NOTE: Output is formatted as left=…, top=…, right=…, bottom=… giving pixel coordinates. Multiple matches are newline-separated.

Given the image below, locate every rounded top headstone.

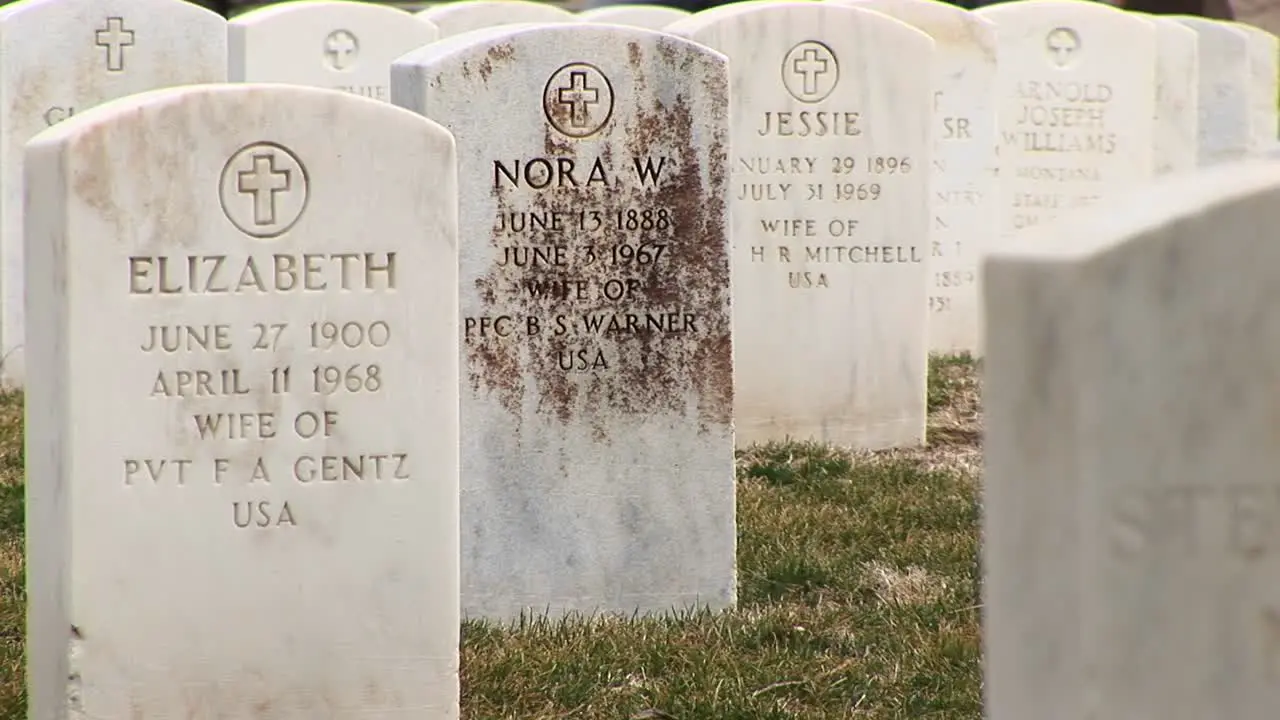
left=577, top=4, right=692, bottom=29
left=828, top=0, right=996, bottom=55
left=417, top=0, right=578, bottom=38
left=23, top=79, right=460, bottom=720
left=228, top=0, right=440, bottom=94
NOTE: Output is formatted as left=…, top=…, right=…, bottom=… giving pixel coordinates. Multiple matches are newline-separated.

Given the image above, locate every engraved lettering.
left=150, top=369, right=252, bottom=398
left=233, top=500, right=296, bottom=529
left=493, top=157, right=612, bottom=189
left=140, top=324, right=232, bottom=353
left=756, top=111, right=863, bottom=137
left=292, top=454, right=411, bottom=483
left=43, top=106, right=75, bottom=127
left=1109, top=484, right=1280, bottom=560
left=123, top=458, right=191, bottom=486
left=127, top=253, right=397, bottom=295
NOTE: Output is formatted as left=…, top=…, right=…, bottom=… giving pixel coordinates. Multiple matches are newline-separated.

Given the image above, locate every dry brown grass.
left=861, top=560, right=951, bottom=607
left=863, top=353, right=983, bottom=482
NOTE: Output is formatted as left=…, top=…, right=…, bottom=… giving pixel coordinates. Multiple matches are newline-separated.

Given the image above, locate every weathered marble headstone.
left=417, top=0, right=576, bottom=37
left=0, top=0, right=228, bottom=387
left=1150, top=16, right=1200, bottom=175
left=1234, top=22, right=1279, bottom=150
left=392, top=24, right=735, bottom=620
left=578, top=4, right=691, bottom=28
left=1172, top=16, right=1252, bottom=165
left=831, top=0, right=997, bottom=355
left=668, top=2, right=931, bottom=448
left=984, top=157, right=1280, bottom=720
left=229, top=0, right=439, bottom=103
left=975, top=0, right=1156, bottom=239
left=25, top=84, right=460, bottom=719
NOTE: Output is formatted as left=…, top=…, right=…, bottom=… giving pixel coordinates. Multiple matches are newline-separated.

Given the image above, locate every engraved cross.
left=95, top=17, right=135, bottom=73
left=1047, top=29, right=1078, bottom=67
left=793, top=48, right=830, bottom=96
left=325, top=31, right=357, bottom=70
left=557, top=71, right=599, bottom=129
left=237, top=153, right=291, bottom=226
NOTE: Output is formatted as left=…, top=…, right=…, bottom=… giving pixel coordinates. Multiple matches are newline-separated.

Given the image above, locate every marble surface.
left=1233, top=21, right=1279, bottom=151
left=0, top=0, right=228, bottom=387
left=577, top=4, right=690, bottom=29
left=393, top=23, right=736, bottom=621
left=24, top=83, right=461, bottom=720
left=1151, top=16, right=1200, bottom=175
left=669, top=1, right=932, bottom=448
left=977, top=0, right=1157, bottom=241
left=229, top=0, right=439, bottom=103
left=417, top=0, right=577, bottom=37
left=983, top=155, right=1280, bottom=720
left=1172, top=16, right=1252, bottom=166
left=834, top=0, right=998, bottom=355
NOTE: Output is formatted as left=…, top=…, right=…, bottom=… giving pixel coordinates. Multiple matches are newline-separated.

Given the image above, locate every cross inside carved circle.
left=556, top=71, right=599, bottom=129
left=792, top=47, right=830, bottom=96
left=325, top=30, right=357, bottom=70
left=1047, top=28, right=1079, bottom=67
left=237, top=153, right=291, bottom=226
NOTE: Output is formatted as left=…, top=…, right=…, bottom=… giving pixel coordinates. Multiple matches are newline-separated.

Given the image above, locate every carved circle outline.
left=781, top=40, right=840, bottom=104
left=1045, top=27, right=1081, bottom=69
left=323, top=29, right=360, bottom=71
left=542, top=62, right=615, bottom=139
left=218, top=141, right=310, bottom=240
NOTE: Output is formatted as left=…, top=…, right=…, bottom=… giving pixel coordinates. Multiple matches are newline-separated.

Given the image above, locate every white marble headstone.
left=984, top=156, right=1280, bottom=720
left=578, top=4, right=691, bottom=28
left=1234, top=22, right=1279, bottom=150
left=1172, top=16, right=1252, bottom=165
left=0, top=0, right=228, bottom=387
left=417, top=0, right=577, bottom=37
left=1150, top=16, right=1199, bottom=175
left=668, top=2, right=932, bottom=448
left=392, top=24, right=735, bottom=621
left=229, top=0, right=439, bottom=103
left=831, top=0, right=997, bottom=355
left=976, top=0, right=1156, bottom=240
left=24, top=84, right=460, bottom=719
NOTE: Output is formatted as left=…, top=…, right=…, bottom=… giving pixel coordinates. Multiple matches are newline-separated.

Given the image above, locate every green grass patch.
left=0, top=390, right=22, bottom=720
left=461, top=446, right=981, bottom=719
left=927, top=353, right=978, bottom=413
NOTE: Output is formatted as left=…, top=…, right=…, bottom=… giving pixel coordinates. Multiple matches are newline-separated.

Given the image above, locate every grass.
left=0, top=356, right=983, bottom=719
left=0, top=391, right=24, bottom=720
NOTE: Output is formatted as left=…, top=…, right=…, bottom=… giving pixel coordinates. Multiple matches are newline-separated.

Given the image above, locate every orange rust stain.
left=468, top=52, right=731, bottom=435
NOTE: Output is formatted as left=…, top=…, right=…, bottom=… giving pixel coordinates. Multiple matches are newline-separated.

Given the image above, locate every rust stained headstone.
left=392, top=24, right=736, bottom=621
